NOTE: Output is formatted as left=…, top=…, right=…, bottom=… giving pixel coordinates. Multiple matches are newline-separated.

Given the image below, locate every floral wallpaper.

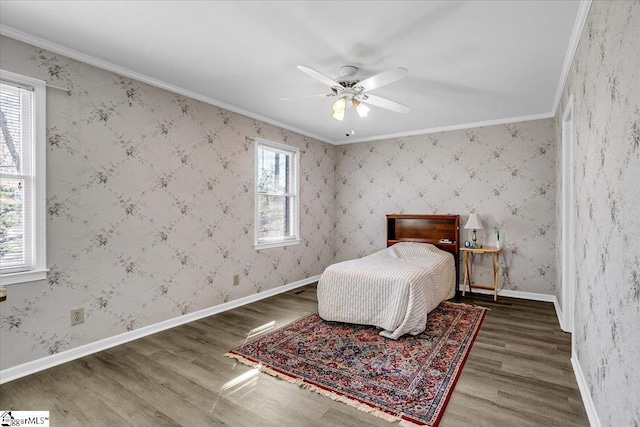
left=0, top=36, right=336, bottom=370
left=555, top=1, right=640, bottom=425
left=334, top=119, right=556, bottom=294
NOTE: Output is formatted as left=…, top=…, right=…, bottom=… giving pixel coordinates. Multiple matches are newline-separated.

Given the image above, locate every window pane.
left=254, top=139, right=298, bottom=247
left=0, top=83, right=30, bottom=176
left=0, top=177, right=26, bottom=267
left=257, top=147, right=290, bottom=194
left=258, top=195, right=293, bottom=241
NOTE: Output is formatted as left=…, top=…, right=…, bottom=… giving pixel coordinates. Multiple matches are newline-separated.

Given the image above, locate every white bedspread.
left=317, top=242, right=455, bottom=339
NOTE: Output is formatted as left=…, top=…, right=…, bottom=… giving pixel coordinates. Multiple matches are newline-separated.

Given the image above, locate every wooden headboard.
left=386, top=214, right=460, bottom=296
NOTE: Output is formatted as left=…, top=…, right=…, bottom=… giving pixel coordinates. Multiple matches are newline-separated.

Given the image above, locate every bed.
left=317, top=214, right=459, bottom=339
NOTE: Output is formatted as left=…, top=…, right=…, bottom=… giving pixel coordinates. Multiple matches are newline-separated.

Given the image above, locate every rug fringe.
left=399, top=419, right=428, bottom=427
left=446, top=301, right=490, bottom=311
left=224, top=352, right=406, bottom=424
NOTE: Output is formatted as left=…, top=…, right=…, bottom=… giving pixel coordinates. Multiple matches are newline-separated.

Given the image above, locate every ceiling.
left=0, top=1, right=584, bottom=144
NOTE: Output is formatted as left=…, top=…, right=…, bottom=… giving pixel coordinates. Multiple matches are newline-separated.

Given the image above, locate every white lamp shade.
left=464, top=213, right=484, bottom=230
left=332, top=110, right=345, bottom=121
left=352, top=99, right=370, bottom=118
left=332, top=97, right=346, bottom=112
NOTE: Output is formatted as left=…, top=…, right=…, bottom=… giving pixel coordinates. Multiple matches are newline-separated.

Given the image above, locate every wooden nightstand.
left=460, top=246, right=502, bottom=301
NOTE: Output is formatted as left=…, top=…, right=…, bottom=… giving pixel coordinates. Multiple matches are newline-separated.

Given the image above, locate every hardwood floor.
left=0, top=284, right=589, bottom=426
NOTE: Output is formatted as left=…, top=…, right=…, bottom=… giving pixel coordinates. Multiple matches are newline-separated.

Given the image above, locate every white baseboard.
left=0, top=275, right=320, bottom=384
left=460, top=284, right=564, bottom=329
left=571, top=351, right=601, bottom=427
left=553, top=296, right=567, bottom=332
left=460, top=284, right=557, bottom=302
left=462, top=284, right=599, bottom=426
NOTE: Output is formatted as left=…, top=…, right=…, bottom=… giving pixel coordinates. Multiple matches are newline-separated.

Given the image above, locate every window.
left=0, top=70, right=47, bottom=285
left=254, top=138, right=300, bottom=249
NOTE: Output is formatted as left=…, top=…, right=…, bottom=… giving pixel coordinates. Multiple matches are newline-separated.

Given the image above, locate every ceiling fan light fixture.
left=292, top=65, right=411, bottom=127
left=332, top=110, right=345, bottom=121
left=352, top=99, right=370, bottom=118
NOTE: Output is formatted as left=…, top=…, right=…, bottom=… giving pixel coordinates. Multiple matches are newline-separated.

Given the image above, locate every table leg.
left=493, top=252, right=500, bottom=301
left=462, top=251, right=469, bottom=296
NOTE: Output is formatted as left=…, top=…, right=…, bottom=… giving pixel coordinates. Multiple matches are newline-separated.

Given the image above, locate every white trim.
left=33, top=70, right=47, bottom=282
left=336, top=111, right=555, bottom=145
left=254, top=137, right=300, bottom=154
left=0, top=274, right=320, bottom=384
left=0, top=70, right=47, bottom=283
left=460, top=284, right=566, bottom=338
left=553, top=296, right=566, bottom=332
left=0, top=69, right=47, bottom=89
left=254, top=138, right=300, bottom=249
left=460, top=284, right=557, bottom=303
left=551, top=0, right=592, bottom=116
left=254, top=239, right=301, bottom=251
left=463, top=282, right=600, bottom=427
left=561, top=93, right=576, bottom=333
left=572, top=352, right=602, bottom=427
left=0, top=268, right=48, bottom=286
left=0, top=25, right=332, bottom=145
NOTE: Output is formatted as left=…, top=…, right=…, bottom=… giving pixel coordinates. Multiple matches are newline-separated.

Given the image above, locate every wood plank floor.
left=0, top=284, right=589, bottom=426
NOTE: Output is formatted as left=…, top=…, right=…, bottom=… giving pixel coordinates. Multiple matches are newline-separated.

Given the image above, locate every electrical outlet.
left=71, top=308, right=84, bottom=326
left=232, top=274, right=240, bottom=286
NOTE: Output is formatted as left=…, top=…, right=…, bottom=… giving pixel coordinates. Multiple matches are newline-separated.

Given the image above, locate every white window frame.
left=0, top=70, right=48, bottom=285
left=254, top=138, right=300, bottom=250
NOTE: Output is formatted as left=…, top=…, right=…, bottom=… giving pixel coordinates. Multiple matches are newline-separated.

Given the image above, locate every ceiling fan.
left=285, top=65, right=411, bottom=121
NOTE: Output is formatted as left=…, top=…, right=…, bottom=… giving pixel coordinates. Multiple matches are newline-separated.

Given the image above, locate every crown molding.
left=335, top=111, right=555, bottom=145
left=0, top=25, right=332, bottom=145
left=551, top=0, right=592, bottom=116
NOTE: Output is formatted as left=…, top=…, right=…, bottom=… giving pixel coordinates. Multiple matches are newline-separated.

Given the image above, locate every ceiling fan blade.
left=355, top=68, right=408, bottom=92
left=280, top=93, right=331, bottom=101
left=297, top=65, right=344, bottom=89
left=356, top=94, right=411, bottom=114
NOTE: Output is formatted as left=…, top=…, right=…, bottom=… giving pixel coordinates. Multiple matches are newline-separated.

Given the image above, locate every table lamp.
left=464, top=214, right=484, bottom=247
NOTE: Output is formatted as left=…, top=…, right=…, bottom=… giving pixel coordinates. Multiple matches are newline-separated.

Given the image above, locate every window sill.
left=254, top=239, right=301, bottom=251
left=0, top=269, right=49, bottom=286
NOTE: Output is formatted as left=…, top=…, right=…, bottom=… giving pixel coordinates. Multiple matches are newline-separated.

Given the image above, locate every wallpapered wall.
left=334, top=119, right=556, bottom=294
left=555, top=1, right=640, bottom=425
left=3, top=9, right=638, bottom=426
left=0, top=36, right=336, bottom=370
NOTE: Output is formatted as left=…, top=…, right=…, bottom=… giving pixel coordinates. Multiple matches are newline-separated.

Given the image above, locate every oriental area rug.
left=225, top=301, right=486, bottom=426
